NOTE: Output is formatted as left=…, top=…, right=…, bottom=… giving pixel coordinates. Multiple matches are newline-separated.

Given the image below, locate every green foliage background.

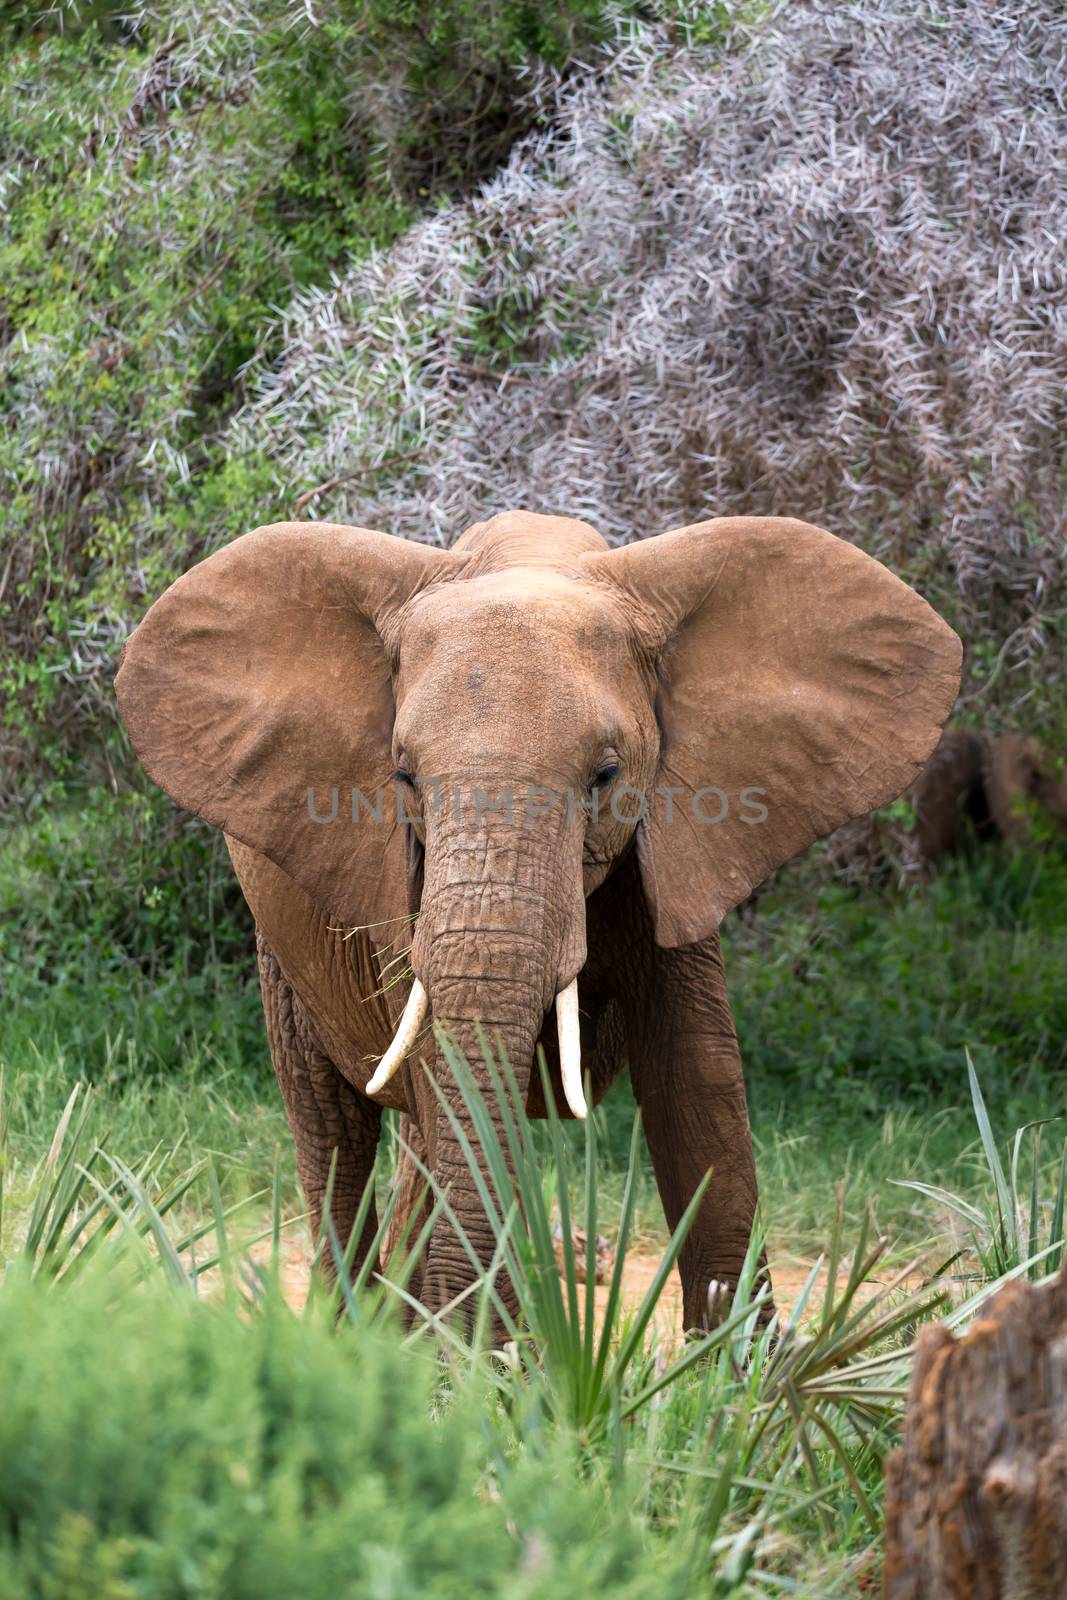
left=0, top=0, right=626, bottom=790
left=3, top=0, right=1067, bottom=1111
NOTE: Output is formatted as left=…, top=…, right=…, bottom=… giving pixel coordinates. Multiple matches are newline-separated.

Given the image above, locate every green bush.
left=0, top=0, right=627, bottom=791
left=0, top=785, right=268, bottom=1100
left=0, top=1270, right=691, bottom=1599
left=1, top=786, right=253, bottom=980
left=0, top=781, right=265, bottom=1073
left=726, top=840, right=1067, bottom=1108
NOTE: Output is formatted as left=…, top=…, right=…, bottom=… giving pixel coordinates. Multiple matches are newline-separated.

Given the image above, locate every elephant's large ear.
left=115, top=522, right=460, bottom=933
left=583, top=518, right=962, bottom=947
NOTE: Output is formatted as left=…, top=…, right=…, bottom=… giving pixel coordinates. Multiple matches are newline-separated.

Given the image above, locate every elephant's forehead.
left=403, top=569, right=631, bottom=660
left=393, top=570, right=652, bottom=762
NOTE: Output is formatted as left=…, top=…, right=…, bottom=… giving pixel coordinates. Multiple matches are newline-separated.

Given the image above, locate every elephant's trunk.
left=371, top=975, right=585, bottom=1120
left=407, top=782, right=586, bottom=1322
left=419, top=971, right=546, bottom=1319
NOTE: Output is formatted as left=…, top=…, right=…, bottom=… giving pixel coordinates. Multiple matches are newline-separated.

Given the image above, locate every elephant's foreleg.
left=257, top=933, right=382, bottom=1282
left=627, top=936, right=771, bottom=1333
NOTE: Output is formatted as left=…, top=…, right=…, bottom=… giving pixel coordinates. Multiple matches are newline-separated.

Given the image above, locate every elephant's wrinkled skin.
left=115, top=511, right=961, bottom=1329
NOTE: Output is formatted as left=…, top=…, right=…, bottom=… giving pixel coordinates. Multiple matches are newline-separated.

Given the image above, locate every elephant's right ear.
left=115, top=522, right=460, bottom=933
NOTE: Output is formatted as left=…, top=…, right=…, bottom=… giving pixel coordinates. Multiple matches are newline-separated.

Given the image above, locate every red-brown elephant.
left=115, top=511, right=960, bottom=1330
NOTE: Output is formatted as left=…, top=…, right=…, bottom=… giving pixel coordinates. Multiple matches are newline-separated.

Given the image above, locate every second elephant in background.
left=824, top=724, right=1067, bottom=883
left=907, top=725, right=1066, bottom=869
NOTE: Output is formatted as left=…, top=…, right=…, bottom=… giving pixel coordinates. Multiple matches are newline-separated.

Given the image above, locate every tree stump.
left=885, top=1265, right=1067, bottom=1598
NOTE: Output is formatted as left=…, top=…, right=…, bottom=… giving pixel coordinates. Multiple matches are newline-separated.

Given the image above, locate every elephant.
left=115, top=510, right=961, bottom=1332
left=907, top=725, right=992, bottom=868
left=983, top=732, right=1067, bottom=845
left=900, top=724, right=1067, bottom=872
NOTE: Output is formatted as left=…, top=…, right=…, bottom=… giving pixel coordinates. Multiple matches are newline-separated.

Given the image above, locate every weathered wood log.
left=885, top=1264, right=1067, bottom=1599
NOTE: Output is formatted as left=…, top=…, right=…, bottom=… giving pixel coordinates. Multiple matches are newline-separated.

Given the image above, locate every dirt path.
left=587, top=1251, right=919, bottom=1341
left=243, top=1228, right=917, bottom=1340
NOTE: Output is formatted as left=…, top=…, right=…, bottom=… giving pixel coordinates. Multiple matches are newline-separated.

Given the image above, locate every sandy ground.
left=240, top=1226, right=920, bottom=1340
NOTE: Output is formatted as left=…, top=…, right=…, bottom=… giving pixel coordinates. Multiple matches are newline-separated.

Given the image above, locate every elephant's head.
left=115, top=510, right=961, bottom=1306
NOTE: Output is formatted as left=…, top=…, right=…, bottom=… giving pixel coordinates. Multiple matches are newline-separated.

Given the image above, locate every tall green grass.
left=5, top=1041, right=1040, bottom=1597
left=893, top=1049, right=1067, bottom=1284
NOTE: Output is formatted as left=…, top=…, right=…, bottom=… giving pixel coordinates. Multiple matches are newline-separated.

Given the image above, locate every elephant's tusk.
left=366, top=979, right=428, bottom=1097
left=555, top=978, right=588, bottom=1120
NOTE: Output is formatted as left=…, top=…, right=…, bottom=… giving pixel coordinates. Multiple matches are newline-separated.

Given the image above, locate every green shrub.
left=0, top=1269, right=693, bottom=1600
left=726, top=840, right=1067, bottom=1107
left=0, top=783, right=267, bottom=1095
left=0, top=786, right=253, bottom=979
left=0, top=0, right=628, bottom=791
left=0, top=786, right=274, bottom=1166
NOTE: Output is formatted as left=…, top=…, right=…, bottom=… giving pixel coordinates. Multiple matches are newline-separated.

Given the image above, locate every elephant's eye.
left=392, top=767, right=415, bottom=787
left=591, top=759, right=621, bottom=790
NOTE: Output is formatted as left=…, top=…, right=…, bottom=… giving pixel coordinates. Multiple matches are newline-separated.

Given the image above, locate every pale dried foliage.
left=234, top=0, right=1067, bottom=708
left=7, top=0, right=1067, bottom=781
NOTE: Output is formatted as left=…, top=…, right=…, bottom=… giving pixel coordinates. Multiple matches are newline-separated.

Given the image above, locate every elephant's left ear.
left=583, top=518, right=962, bottom=947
